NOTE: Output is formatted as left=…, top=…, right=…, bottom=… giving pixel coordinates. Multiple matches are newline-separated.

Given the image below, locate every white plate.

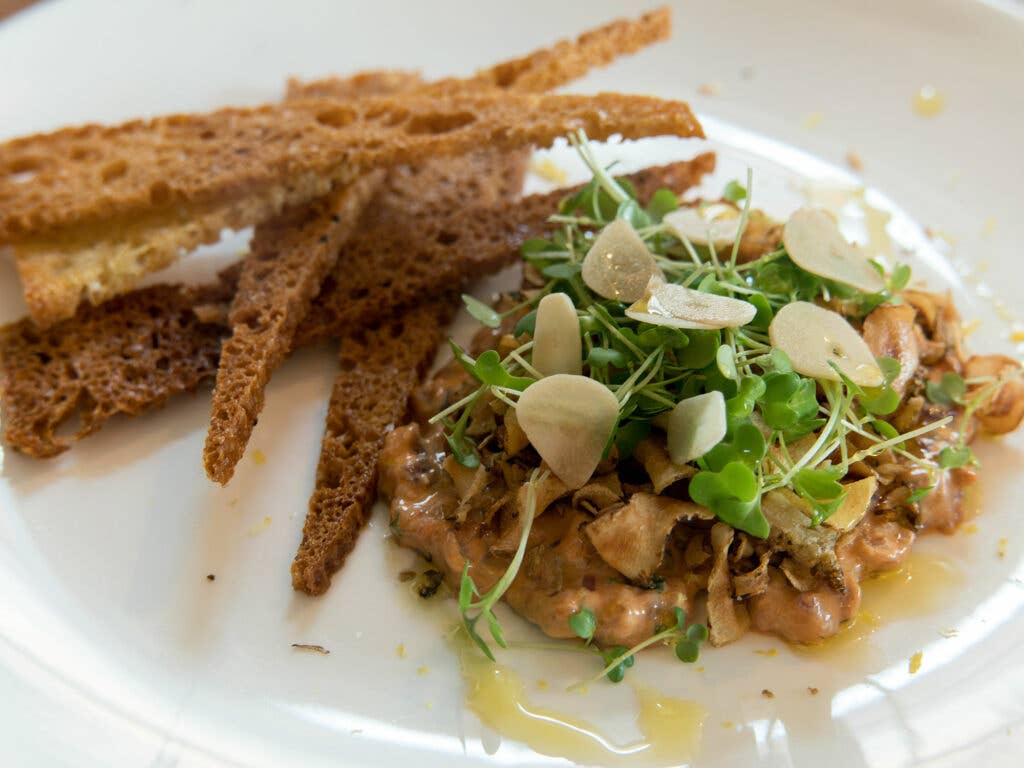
left=2, top=2, right=1024, bottom=766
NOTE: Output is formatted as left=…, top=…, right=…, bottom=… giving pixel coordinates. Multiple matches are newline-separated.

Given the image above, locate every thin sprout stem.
left=728, top=168, right=754, bottom=270
left=571, top=629, right=677, bottom=691
left=429, top=384, right=486, bottom=425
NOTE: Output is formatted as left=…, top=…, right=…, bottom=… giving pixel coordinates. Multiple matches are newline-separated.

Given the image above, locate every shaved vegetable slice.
left=769, top=301, right=883, bottom=386
left=663, top=202, right=740, bottom=247
left=531, top=292, right=582, bottom=376
left=626, top=277, right=756, bottom=330
left=824, top=476, right=877, bottom=531
left=783, top=208, right=885, bottom=293
left=581, top=218, right=660, bottom=302
left=664, top=390, right=727, bottom=464
left=515, top=374, right=619, bottom=488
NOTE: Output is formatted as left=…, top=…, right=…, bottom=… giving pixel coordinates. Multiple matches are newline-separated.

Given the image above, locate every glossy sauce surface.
left=462, top=649, right=706, bottom=767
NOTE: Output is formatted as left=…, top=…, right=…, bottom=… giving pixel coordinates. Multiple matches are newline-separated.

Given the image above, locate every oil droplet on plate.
left=793, top=552, right=963, bottom=665
left=912, top=86, right=945, bottom=117
left=252, top=449, right=267, bottom=465
left=909, top=650, right=923, bottom=674
left=461, top=650, right=706, bottom=767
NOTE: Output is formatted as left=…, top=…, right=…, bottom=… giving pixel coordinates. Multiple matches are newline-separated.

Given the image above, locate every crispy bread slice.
left=291, top=298, right=455, bottom=595
left=4, top=91, right=702, bottom=325
left=203, top=173, right=384, bottom=484
left=287, top=7, right=671, bottom=100
left=0, top=280, right=234, bottom=458
left=0, top=157, right=715, bottom=458
left=206, top=8, right=671, bottom=484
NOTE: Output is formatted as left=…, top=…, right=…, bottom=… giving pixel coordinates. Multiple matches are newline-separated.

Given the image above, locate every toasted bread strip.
left=287, top=7, right=671, bottom=100
left=0, top=158, right=714, bottom=458
left=0, top=280, right=233, bottom=458
left=291, top=298, right=455, bottom=595
left=207, top=10, right=672, bottom=484
left=4, top=91, right=702, bottom=325
left=204, top=174, right=384, bottom=484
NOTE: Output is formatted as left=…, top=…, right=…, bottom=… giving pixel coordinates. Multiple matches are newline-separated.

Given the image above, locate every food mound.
left=380, top=136, right=1024, bottom=672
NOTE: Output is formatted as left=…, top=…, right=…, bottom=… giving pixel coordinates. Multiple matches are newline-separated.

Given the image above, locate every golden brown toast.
left=291, top=298, right=456, bottom=595
left=3, top=90, right=702, bottom=325
left=203, top=173, right=385, bottom=485
left=0, top=157, right=715, bottom=458
left=287, top=7, right=671, bottom=100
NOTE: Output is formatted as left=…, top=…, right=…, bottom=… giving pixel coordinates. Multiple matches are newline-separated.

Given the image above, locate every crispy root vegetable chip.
left=824, top=476, right=877, bottom=532
left=663, top=202, right=740, bottom=248
left=581, top=218, right=660, bottom=302
left=514, top=374, right=619, bottom=488
left=531, top=292, right=582, bottom=376
left=626, top=277, right=755, bottom=330
left=585, top=492, right=710, bottom=582
left=664, top=390, right=728, bottom=464
left=769, top=301, right=883, bottom=387
left=783, top=207, right=885, bottom=294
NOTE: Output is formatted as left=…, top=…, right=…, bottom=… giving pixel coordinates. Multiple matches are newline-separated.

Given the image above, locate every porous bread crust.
left=0, top=280, right=233, bottom=458
left=7, top=9, right=672, bottom=325
left=0, top=158, right=714, bottom=458
left=9, top=92, right=701, bottom=326
left=285, top=70, right=423, bottom=101
left=12, top=166, right=337, bottom=326
left=290, top=299, right=455, bottom=595
left=288, top=7, right=670, bottom=99
left=6, top=91, right=701, bottom=326
left=203, top=173, right=385, bottom=485
left=0, top=91, right=702, bottom=241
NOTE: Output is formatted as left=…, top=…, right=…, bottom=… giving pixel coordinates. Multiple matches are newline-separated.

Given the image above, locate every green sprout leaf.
left=926, top=372, right=967, bottom=407
left=690, top=461, right=768, bottom=538
left=568, top=608, right=596, bottom=642
left=938, top=444, right=973, bottom=469
left=888, top=263, right=912, bottom=292
left=646, top=188, right=679, bottom=221
left=722, top=179, right=747, bottom=203
left=542, top=262, right=583, bottom=280
left=461, top=293, right=501, bottom=328
left=588, top=347, right=629, bottom=369
left=514, top=308, right=538, bottom=338
left=907, top=485, right=934, bottom=503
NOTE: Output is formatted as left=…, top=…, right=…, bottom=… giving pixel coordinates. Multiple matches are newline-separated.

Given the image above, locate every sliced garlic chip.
left=515, top=374, right=619, bottom=489
left=531, top=292, right=582, bottom=376
left=664, top=391, right=727, bottom=465
left=783, top=208, right=886, bottom=294
left=824, top=476, right=878, bottom=532
left=769, top=301, right=884, bottom=387
left=625, top=277, right=756, bottom=330
left=663, top=203, right=740, bottom=247
left=581, top=218, right=660, bottom=303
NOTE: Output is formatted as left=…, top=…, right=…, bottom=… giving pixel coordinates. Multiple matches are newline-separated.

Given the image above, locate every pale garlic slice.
left=769, top=301, right=884, bottom=387
left=663, top=202, right=740, bottom=247
left=824, top=476, right=878, bottom=531
left=664, top=390, right=727, bottom=465
left=625, top=276, right=756, bottom=330
left=531, top=292, right=582, bottom=376
left=581, top=218, right=660, bottom=303
left=514, top=374, right=619, bottom=489
left=783, top=207, right=886, bottom=294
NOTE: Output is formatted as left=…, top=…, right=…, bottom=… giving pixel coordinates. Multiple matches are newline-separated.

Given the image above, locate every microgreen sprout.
left=458, top=468, right=548, bottom=660
left=435, top=130, right=954, bottom=539
left=570, top=606, right=707, bottom=688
